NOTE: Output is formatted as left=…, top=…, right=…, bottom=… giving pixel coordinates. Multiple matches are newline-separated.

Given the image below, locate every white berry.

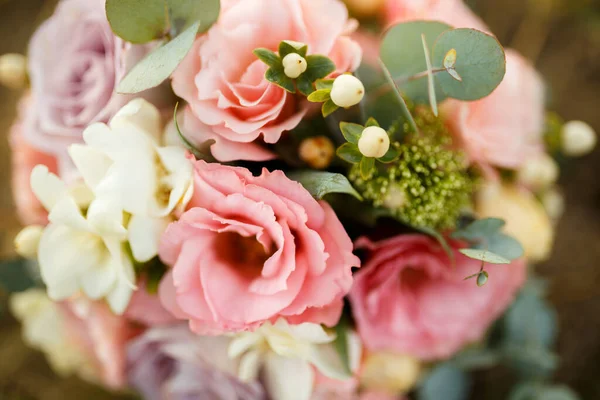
left=330, top=74, right=365, bottom=108
left=282, top=53, right=307, bottom=79
left=561, top=120, right=596, bottom=157
left=358, top=126, right=390, bottom=158
left=517, top=153, right=558, bottom=190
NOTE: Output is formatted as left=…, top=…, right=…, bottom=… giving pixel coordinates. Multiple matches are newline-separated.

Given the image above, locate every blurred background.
left=0, top=0, right=598, bottom=398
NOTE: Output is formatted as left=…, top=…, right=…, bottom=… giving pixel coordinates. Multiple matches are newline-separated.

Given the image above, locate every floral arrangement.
left=1, top=0, right=596, bottom=399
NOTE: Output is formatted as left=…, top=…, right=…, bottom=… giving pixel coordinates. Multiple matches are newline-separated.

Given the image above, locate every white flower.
left=10, top=289, right=98, bottom=379
left=228, top=319, right=355, bottom=400
left=358, top=126, right=390, bottom=158
left=330, top=74, right=364, bottom=108
left=31, top=165, right=135, bottom=314
left=561, top=120, right=596, bottom=157
left=282, top=53, right=308, bottom=79
left=14, top=225, right=44, bottom=259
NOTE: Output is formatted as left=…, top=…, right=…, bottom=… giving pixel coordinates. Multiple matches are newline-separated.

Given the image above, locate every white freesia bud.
left=561, top=120, right=597, bottom=157
left=0, top=53, right=27, bottom=89
left=358, top=126, right=390, bottom=158
left=282, top=53, right=307, bottom=79
left=517, top=153, right=558, bottom=190
left=330, top=74, right=365, bottom=108
left=14, top=225, right=44, bottom=259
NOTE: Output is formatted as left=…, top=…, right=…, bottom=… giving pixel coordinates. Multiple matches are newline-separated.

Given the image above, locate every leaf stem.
left=378, top=58, right=420, bottom=135
left=368, top=67, right=446, bottom=100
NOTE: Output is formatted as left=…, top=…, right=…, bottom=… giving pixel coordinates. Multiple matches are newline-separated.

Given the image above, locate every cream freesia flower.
left=228, top=319, right=352, bottom=400
left=31, top=165, right=135, bottom=314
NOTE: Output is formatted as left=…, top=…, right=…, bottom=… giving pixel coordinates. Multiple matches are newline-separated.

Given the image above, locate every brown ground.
left=0, top=0, right=599, bottom=398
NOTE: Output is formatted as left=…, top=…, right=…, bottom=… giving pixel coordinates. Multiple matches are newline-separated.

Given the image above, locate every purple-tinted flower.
left=126, top=325, right=266, bottom=400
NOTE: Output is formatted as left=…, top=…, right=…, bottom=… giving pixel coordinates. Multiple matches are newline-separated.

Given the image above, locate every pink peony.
left=384, top=0, right=488, bottom=31
left=159, top=161, right=360, bottom=334
left=349, top=234, right=526, bottom=360
left=172, top=0, right=362, bottom=162
left=61, top=298, right=140, bottom=389
left=9, top=95, right=59, bottom=225
left=443, top=50, right=546, bottom=169
left=23, top=0, right=157, bottom=177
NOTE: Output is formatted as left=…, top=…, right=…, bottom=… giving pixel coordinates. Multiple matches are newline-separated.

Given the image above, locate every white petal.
left=47, top=197, right=89, bottom=232
left=128, top=215, right=170, bottom=263
left=263, top=354, right=314, bottom=400
left=111, top=99, right=162, bottom=144
left=80, top=260, right=118, bottom=300
left=307, top=344, right=350, bottom=381
left=105, top=253, right=135, bottom=315
left=86, top=197, right=127, bottom=239
left=81, top=123, right=118, bottom=155
left=228, top=333, right=263, bottom=359
left=156, top=146, right=194, bottom=215
left=347, top=330, right=363, bottom=373
left=30, top=165, right=67, bottom=211
left=285, top=321, right=336, bottom=344
left=238, top=349, right=262, bottom=382
left=68, top=144, right=112, bottom=191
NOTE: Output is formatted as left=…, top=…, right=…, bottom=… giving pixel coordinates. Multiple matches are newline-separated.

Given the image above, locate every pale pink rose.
left=159, top=161, right=360, bottom=334
left=124, top=281, right=178, bottom=327
left=349, top=234, right=526, bottom=360
left=9, top=95, right=59, bottom=225
left=24, top=0, right=158, bottom=177
left=61, top=298, right=141, bottom=389
left=172, top=0, right=362, bottom=162
left=443, top=50, right=546, bottom=169
left=384, top=0, right=488, bottom=31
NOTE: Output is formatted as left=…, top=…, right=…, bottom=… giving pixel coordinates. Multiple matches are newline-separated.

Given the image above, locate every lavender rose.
left=126, top=325, right=266, bottom=400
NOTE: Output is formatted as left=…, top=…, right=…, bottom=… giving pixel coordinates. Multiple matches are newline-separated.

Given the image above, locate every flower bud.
left=358, top=126, right=390, bottom=158
left=360, top=352, right=421, bottom=395
left=282, top=53, right=307, bottom=79
left=477, top=271, right=489, bottom=287
left=561, top=120, right=597, bottom=157
left=343, top=0, right=386, bottom=18
left=0, top=53, right=27, bottom=89
left=542, top=187, right=565, bottom=221
left=299, top=136, right=335, bottom=169
left=330, top=74, right=364, bottom=108
left=14, top=225, right=44, bottom=259
left=516, top=153, right=558, bottom=190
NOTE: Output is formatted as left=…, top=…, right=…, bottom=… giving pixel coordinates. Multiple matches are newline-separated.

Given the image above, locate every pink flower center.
left=215, top=232, right=272, bottom=278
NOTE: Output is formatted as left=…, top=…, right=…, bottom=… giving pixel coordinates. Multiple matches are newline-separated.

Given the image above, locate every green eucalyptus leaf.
left=106, top=0, right=167, bottom=44
left=279, top=40, right=308, bottom=58
left=322, top=99, right=338, bottom=117
left=416, top=225, right=455, bottom=263
left=365, top=117, right=380, bottom=127
left=418, top=363, right=471, bottom=400
left=266, top=67, right=296, bottom=93
left=254, top=48, right=281, bottom=68
left=432, top=28, right=506, bottom=101
left=316, top=79, right=334, bottom=90
left=337, top=143, right=363, bottom=164
left=118, top=21, right=201, bottom=94
left=378, top=146, right=400, bottom=163
left=0, top=258, right=38, bottom=293
left=509, top=383, right=580, bottom=400
left=505, top=291, right=558, bottom=349
left=479, top=233, right=524, bottom=261
left=339, top=122, right=363, bottom=144
left=360, top=156, right=375, bottom=179
left=304, top=55, right=336, bottom=82
left=380, top=20, right=451, bottom=103
left=288, top=171, right=362, bottom=200
left=167, top=0, right=220, bottom=36
left=307, top=89, right=331, bottom=103
left=452, top=218, right=505, bottom=241
left=459, top=249, right=511, bottom=264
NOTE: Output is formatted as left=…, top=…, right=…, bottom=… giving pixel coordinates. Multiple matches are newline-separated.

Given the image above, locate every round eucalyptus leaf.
left=106, top=0, right=167, bottom=43
left=432, top=28, right=506, bottom=101
left=380, top=21, right=452, bottom=103
left=167, top=0, right=221, bottom=36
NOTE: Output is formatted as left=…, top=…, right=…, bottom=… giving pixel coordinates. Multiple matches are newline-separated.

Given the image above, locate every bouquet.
left=1, top=0, right=596, bottom=399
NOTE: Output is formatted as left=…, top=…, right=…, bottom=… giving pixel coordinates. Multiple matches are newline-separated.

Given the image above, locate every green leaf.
left=0, top=258, right=38, bottom=293
left=337, top=143, right=363, bottom=164
left=380, top=21, right=452, bottom=103
left=307, top=89, right=331, bottom=103
left=339, top=122, right=363, bottom=144
left=452, top=218, right=505, bottom=241
left=359, top=156, right=375, bottom=179
left=378, top=146, right=400, bottom=163
left=452, top=218, right=524, bottom=261
left=316, top=79, right=334, bottom=90
left=432, top=28, right=506, bottom=101
left=365, top=117, right=380, bottom=127
left=509, top=383, right=580, bottom=400
left=167, top=0, right=220, bottom=36
left=505, top=290, right=557, bottom=350
left=322, top=99, right=338, bottom=117
left=265, top=67, right=296, bottom=93
left=453, top=348, right=501, bottom=370
left=417, top=225, right=455, bottom=264
left=296, top=75, right=314, bottom=96
left=333, top=314, right=352, bottom=375
left=279, top=40, right=308, bottom=58
left=418, top=363, right=471, bottom=400
left=304, top=55, right=336, bottom=82
left=459, top=249, right=510, bottom=264
left=479, top=233, right=524, bottom=261
left=118, top=21, right=201, bottom=94
left=288, top=171, right=363, bottom=200
left=254, top=48, right=281, bottom=68
left=106, top=0, right=167, bottom=44
left=173, top=103, right=215, bottom=160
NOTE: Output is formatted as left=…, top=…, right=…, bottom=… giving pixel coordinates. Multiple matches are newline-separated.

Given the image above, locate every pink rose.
left=443, top=50, right=545, bottom=169
left=9, top=95, right=59, bottom=225
left=124, top=281, right=178, bottom=327
left=349, top=234, right=526, bottom=360
left=384, top=0, right=488, bottom=31
left=172, top=0, right=362, bottom=162
left=61, top=298, right=140, bottom=389
left=23, top=0, right=156, bottom=177
left=159, top=161, right=360, bottom=334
